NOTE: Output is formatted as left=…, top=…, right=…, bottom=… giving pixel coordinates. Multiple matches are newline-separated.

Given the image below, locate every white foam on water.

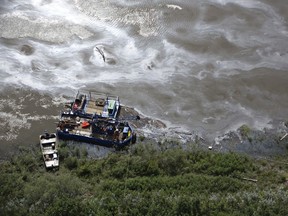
left=202, top=99, right=274, bottom=136
left=0, top=111, right=30, bottom=141
left=210, top=0, right=262, bottom=8
left=0, top=0, right=166, bottom=89
left=210, top=0, right=286, bottom=29
left=0, top=95, right=60, bottom=141
left=5, top=38, right=186, bottom=90
left=1, top=0, right=287, bottom=86
left=0, top=110, right=59, bottom=141
left=0, top=1, right=203, bottom=90
left=1, top=0, right=288, bottom=144
left=166, top=4, right=183, bottom=10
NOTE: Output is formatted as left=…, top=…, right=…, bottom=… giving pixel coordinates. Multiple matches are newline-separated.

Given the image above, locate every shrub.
left=64, top=157, right=78, bottom=170
left=158, top=149, right=186, bottom=176
left=239, top=125, right=251, bottom=137
left=139, top=136, right=145, bottom=141
left=81, top=147, right=88, bottom=158
left=1, top=141, right=288, bottom=215
left=77, top=165, right=92, bottom=178
left=58, top=146, right=70, bottom=161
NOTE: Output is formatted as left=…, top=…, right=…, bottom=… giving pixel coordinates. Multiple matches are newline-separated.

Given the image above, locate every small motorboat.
left=39, top=132, right=59, bottom=169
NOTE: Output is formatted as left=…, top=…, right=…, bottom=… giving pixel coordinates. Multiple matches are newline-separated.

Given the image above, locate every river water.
left=0, top=0, right=288, bottom=158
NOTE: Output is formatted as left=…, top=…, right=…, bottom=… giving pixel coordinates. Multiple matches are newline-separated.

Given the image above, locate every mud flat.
left=117, top=104, right=288, bottom=158
left=118, top=105, right=166, bottom=130
left=201, top=120, right=288, bottom=158
left=79, top=103, right=288, bottom=158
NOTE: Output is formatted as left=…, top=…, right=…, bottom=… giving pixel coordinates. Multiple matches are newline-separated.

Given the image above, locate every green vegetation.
left=239, top=124, right=251, bottom=137
left=1, top=142, right=288, bottom=216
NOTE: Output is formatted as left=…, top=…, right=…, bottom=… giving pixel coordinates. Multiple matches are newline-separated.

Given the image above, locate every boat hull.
left=57, top=129, right=133, bottom=148
left=56, top=91, right=137, bottom=149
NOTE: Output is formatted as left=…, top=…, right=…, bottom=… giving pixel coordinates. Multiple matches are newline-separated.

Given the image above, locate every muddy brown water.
left=1, top=0, right=288, bottom=159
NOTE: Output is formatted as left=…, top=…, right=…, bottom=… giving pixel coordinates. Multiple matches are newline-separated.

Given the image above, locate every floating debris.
left=280, top=133, right=288, bottom=141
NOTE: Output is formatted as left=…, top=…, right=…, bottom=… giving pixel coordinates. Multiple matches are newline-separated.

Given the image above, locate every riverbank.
left=1, top=140, right=288, bottom=215
left=1, top=86, right=287, bottom=161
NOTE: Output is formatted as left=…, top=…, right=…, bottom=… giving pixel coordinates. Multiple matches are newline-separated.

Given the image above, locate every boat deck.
left=64, top=118, right=114, bottom=141
left=57, top=91, right=135, bottom=146
left=59, top=114, right=132, bottom=143
left=70, top=123, right=92, bottom=137
left=85, top=99, right=105, bottom=115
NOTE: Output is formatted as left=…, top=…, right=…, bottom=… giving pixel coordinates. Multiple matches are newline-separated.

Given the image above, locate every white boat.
left=39, top=132, right=59, bottom=169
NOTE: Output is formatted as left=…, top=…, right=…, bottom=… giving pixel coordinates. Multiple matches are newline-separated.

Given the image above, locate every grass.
left=0, top=141, right=288, bottom=215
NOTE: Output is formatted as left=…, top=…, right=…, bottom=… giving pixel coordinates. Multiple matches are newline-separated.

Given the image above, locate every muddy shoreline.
left=0, top=88, right=287, bottom=160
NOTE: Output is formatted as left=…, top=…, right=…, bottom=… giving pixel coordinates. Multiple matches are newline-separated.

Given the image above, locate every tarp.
left=108, top=100, right=116, bottom=110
